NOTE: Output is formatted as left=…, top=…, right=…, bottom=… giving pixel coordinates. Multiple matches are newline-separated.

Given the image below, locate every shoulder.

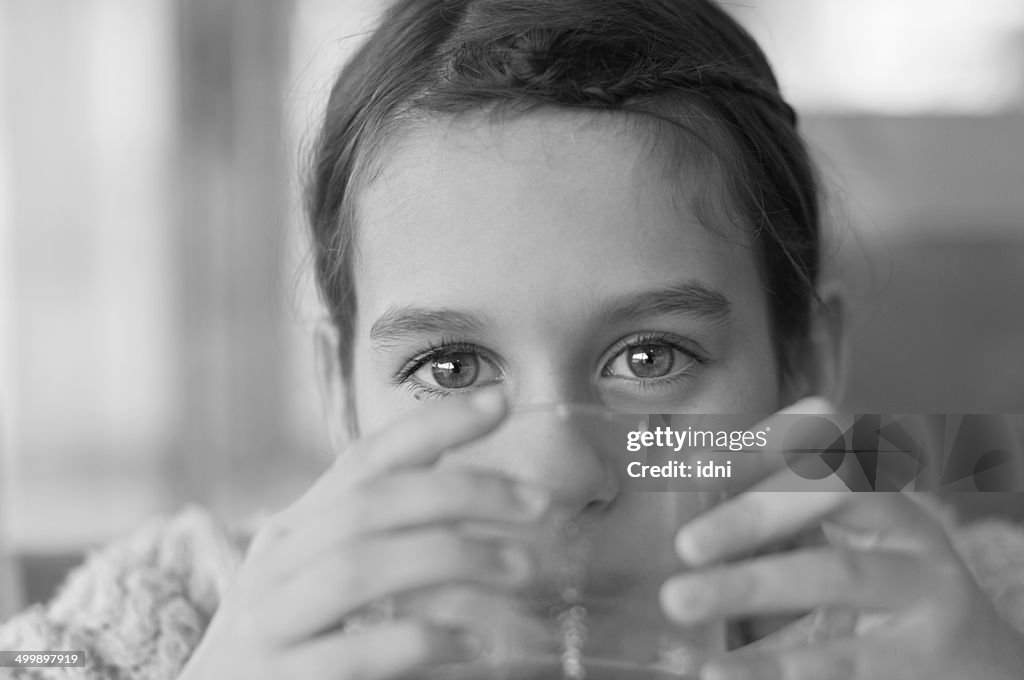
left=0, top=506, right=243, bottom=679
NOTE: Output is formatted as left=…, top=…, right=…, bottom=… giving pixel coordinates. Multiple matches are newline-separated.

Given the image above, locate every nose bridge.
left=514, top=373, right=596, bottom=408
left=508, top=340, right=599, bottom=406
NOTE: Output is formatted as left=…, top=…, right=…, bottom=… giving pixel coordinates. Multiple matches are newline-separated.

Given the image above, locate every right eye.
left=399, top=344, right=504, bottom=399
left=413, top=351, right=488, bottom=389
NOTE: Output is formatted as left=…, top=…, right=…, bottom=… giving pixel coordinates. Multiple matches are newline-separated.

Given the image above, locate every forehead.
left=353, top=110, right=761, bottom=329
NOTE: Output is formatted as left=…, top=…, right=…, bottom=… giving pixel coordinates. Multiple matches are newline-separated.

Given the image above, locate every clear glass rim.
left=507, top=402, right=644, bottom=420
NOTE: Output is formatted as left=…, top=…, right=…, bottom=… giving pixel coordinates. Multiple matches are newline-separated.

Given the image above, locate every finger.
left=677, top=491, right=951, bottom=567
left=356, top=389, right=509, bottom=477
left=736, top=608, right=859, bottom=652
left=396, top=584, right=558, bottom=663
left=684, top=397, right=839, bottom=492
left=284, top=389, right=508, bottom=524
left=265, top=470, right=550, bottom=581
left=662, top=547, right=927, bottom=624
left=702, top=638, right=867, bottom=680
left=283, top=620, right=482, bottom=680
left=261, top=530, right=533, bottom=642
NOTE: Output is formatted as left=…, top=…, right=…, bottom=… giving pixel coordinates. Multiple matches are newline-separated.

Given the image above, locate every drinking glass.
left=396, top=404, right=728, bottom=680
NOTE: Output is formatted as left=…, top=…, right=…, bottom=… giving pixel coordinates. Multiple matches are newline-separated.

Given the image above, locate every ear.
left=314, top=318, right=356, bottom=454
left=784, top=282, right=847, bottom=405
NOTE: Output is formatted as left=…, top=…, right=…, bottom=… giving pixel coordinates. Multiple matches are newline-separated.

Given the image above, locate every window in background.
left=1, top=0, right=180, bottom=553
left=0, top=0, right=328, bottom=560
left=729, top=0, right=1024, bottom=114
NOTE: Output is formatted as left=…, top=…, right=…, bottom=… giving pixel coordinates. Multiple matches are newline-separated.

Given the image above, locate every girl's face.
left=344, top=110, right=785, bottom=503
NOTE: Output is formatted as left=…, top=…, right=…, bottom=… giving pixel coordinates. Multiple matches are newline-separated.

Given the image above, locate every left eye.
left=603, top=342, right=696, bottom=380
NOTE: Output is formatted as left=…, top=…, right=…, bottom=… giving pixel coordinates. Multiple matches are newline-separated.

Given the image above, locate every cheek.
left=696, top=313, right=783, bottom=414
left=708, top=358, right=781, bottom=413
left=348, top=332, right=415, bottom=437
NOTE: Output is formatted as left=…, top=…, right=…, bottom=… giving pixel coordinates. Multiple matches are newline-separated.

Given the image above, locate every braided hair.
left=307, top=0, right=821, bottom=380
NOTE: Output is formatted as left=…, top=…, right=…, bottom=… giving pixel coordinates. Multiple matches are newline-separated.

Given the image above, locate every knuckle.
left=250, top=515, right=289, bottom=550
left=727, top=497, right=764, bottom=540
left=425, top=531, right=523, bottom=583
left=431, top=472, right=481, bottom=509
left=424, top=529, right=467, bottom=558
left=468, top=539, right=516, bottom=581
left=457, top=534, right=503, bottom=567
left=718, top=566, right=754, bottom=609
left=328, top=550, right=363, bottom=595
left=341, top=488, right=374, bottom=531
left=256, top=512, right=292, bottom=544
left=343, top=625, right=434, bottom=680
left=437, top=470, right=514, bottom=513
left=393, top=621, right=438, bottom=661
left=414, top=530, right=478, bottom=574
left=459, top=536, right=495, bottom=570
left=475, top=469, right=517, bottom=498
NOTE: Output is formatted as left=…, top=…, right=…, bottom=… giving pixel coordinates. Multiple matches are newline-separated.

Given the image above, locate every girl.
left=4, top=1, right=1024, bottom=678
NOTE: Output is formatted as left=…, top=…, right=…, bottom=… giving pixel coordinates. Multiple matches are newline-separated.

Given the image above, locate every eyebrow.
left=370, top=306, right=491, bottom=352
left=368, top=280, right=733, bottom=352
left=596, top=280, right=734, bottom=328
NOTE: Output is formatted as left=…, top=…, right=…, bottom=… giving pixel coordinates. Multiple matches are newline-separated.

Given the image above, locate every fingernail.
left=703, top=661, right=752, bottom=680
left=470, top=389, right=505, bottom=415
left=662, top=577, right=713, bottom=622
left=513, top=484, right=550, bottom=517
left=452, top=629, right=484, bottom=660
left=676, top=527, right=716, bottom=565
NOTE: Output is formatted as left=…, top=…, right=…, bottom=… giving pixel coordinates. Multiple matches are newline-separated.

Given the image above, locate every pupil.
left=430, top=352, right=479, bottom=388
left=628, top=345, right=673, bottom=378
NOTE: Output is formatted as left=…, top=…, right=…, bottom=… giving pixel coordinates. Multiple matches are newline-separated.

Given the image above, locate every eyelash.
left=393, top=338, right=501, bottom=399
left=601, top=331, right=708, bottom=381
left=393, top=332, right=709, bottom=399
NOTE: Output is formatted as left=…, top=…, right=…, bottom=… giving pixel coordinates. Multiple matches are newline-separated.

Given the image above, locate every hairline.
left=332, top=98, right=779, bottom=373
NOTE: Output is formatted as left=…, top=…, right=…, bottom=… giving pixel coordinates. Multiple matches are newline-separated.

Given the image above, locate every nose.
left=449, top=407, right=620, bottom=513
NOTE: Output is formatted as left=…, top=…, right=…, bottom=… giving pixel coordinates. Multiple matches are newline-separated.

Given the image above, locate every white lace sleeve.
left=0, top=507, right=241, bottom=680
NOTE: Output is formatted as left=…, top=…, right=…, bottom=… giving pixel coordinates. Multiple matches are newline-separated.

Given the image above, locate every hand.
left=179, top=390, right=550, bottom=680
left=660, top=406, right=1024, bottom=680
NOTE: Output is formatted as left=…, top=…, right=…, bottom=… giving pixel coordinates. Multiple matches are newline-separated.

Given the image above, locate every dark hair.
left=306, top=0, right=821, bottom=381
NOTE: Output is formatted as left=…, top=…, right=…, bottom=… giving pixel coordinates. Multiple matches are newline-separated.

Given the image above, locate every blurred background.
left=1, top=0, right=1023, bottom=615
